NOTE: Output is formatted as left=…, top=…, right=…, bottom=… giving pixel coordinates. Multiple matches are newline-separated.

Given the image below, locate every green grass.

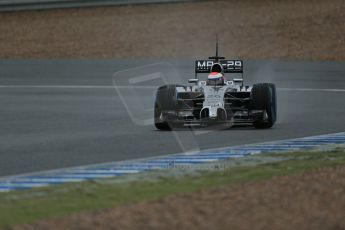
left=0, top=148, right=344, bottom=228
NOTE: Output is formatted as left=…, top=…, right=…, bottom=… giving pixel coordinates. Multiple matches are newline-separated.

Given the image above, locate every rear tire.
left=154, top=84, right=181, bottom=130
left=251, top=83, right=277, bottom=129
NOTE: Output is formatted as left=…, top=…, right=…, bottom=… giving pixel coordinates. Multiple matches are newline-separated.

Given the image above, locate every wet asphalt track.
left=0, top=59, right=345, bottom=177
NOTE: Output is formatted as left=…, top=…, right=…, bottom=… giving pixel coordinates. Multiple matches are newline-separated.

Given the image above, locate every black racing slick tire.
left=251, top=83, right=277, bottom=129
left=154, top=84, right=181, bottom=130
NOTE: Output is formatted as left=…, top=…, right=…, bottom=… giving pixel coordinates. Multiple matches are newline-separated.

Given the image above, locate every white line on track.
left=278, top=87, right=345, bottom=92
left=0, top=85, right=156, bottom=89
left=0, top=85, right=344, bottom=92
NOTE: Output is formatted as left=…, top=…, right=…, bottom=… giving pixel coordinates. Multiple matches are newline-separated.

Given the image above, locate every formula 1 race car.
left=154, top=43, right=277, bottom=130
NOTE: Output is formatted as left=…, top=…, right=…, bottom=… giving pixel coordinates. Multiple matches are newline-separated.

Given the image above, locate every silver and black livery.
left=154, top=44, right=277, bottom=130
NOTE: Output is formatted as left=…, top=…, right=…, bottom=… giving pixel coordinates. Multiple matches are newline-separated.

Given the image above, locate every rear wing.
left=195, top=60, right=243, bottom=73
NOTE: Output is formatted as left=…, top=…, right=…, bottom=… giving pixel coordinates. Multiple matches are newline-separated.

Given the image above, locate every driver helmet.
left=207, top=63, right=225, bottom=86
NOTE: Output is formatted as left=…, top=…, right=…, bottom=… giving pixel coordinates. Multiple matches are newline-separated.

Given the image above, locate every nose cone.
left=209, top=107, right=218, bottom=118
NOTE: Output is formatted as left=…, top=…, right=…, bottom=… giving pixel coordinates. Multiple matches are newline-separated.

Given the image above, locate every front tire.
left=154, top=84, right=181, bottom=130
left=251, top=83, right=277, bottom=129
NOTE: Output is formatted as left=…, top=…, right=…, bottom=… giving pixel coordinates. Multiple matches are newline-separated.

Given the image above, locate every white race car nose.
left=209, top=107, right=218, bottom=118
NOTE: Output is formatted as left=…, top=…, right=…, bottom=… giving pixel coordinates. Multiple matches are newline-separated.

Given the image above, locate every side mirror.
left=188, top=79, right=199, bottom=84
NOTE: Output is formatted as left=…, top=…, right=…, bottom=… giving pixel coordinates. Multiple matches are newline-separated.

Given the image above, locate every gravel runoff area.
left=0, top=0, right=344, bottom=60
